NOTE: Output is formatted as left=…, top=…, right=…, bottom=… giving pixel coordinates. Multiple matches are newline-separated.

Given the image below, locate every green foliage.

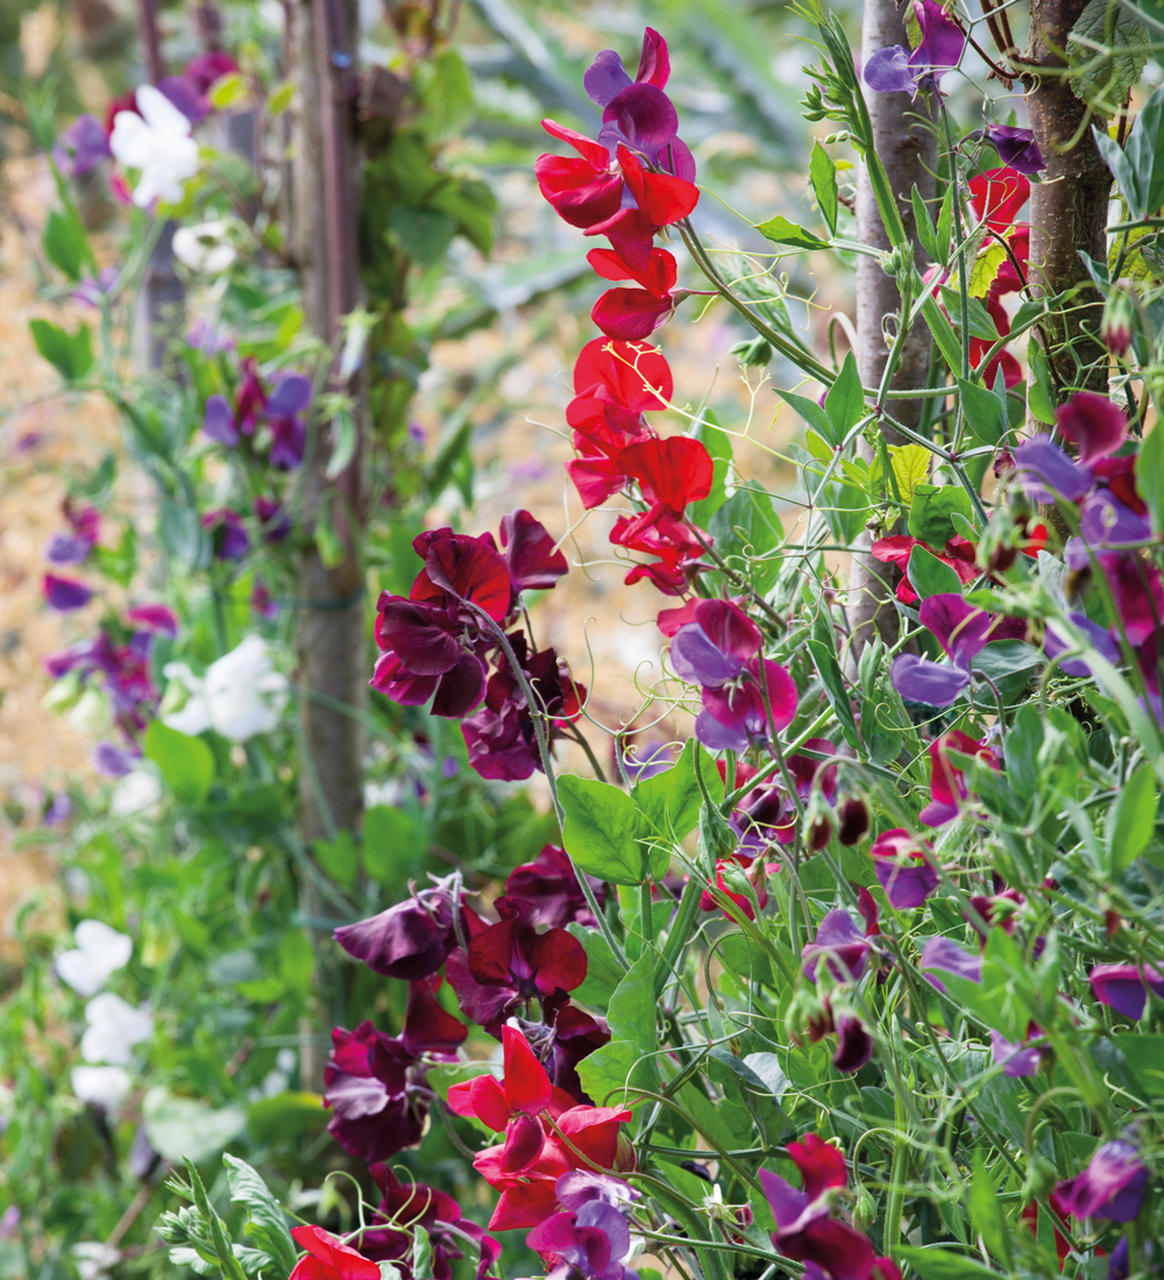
left=29, top=317, right=94, bottom=381
left=144, top=721, right=215, bottom=803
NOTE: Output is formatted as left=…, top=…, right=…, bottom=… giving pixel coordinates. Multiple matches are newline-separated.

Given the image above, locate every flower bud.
left=614, top=1128, right=638, bottom=1173
left=729, top=336, right=773, bottom=367
left=852, top=1184, right=877, bottom=1232
left=1022, top=1156, right=1058, bottom=1203
left=808, top=815, right=833, bottom=850
left=837, top=796, right=869, bottom=846
left=1101, top=281, right=1137, bottom=359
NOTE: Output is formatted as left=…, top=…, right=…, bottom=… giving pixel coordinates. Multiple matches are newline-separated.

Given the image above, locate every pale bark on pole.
left=847, top=0, right=937, bottom=664
left=289, top=0, right=367, bottom=847
left=1025, top=0, right=1112, bottom=412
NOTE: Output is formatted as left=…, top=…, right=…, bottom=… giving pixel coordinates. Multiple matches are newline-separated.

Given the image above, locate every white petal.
left=56, top=950, right=109, bottom=997
left=135, top=84, right=193, bottom=136
left=71, top=1065, right=131, bottom=1110
left=75, top=920, right=132, bottom=970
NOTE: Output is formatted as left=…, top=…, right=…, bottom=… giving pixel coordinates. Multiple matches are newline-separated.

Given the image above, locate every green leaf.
left=223, top=1155, right=298, bottom=1275
left=1068, top=0, right=1149, bottom=117
left=912, top=184, right=939, bottom=262
left=907, top=545, right=963, bottom=599
left=689, top=410, right=734, bottom=528
left=416, top=49, right=474, bottom=141
left=958, top=378, right=1006, bottom=447
left=755, top=215, right=829, bottom=250
left=966, top=240, right=1009, bottom=298
left=707, top=487, right=784, bottom=593
left=29, top=318, right=94, bottom=382
left=608, top=953, right=656, bottom=1057
left=632, top=739, right=718, bottom=850
left=43, top=207, right=89, bottom=281
left=1137, top=423, right=1164, bottom=535
left=143, top=1088, right=246, bottom=1164
left=559, top=774, right=645, bottom=885
left=1094, top=125, right=1142, bottom=215
left=389, top=206, right=457, bottom=267
left=575, top=1038, right=646, bottom=1107
left=1110, top=1034, right=1164, bottom=1095
left=896, top=1247, right=1000, bottom=1280
left=568, top=922, right=623, bottom=1006
left=825, top=351, right=866, bottom=443
left=144, top=720, right=214, bottom=804
left=1108, top=767, right=1158, bottom=876
left=781, top=388, right=835, bottom=443
left=279, top=928, right=314, bottom=989
left=1123, top=84, right=1164, bottom=221
left=939, top=287, right=1002, bottom=341
left=889, top=443, right=931, bottom=505
left=1006, top=705, right=1044, bottom=802
left=363, top=805, right=422, bottom=888
left=809, top=141, right=838, bottom=235
left=325, top=408, right=358, bottom=479
left=806, top=633, right=860, bottom=749
left=209, top=73, right=249, bottom=109
left=312, top=829, right=358, bottom=889
left=968, top=1152, right=1012, bottom=1268
left=908, top=482, right=974, bottom=547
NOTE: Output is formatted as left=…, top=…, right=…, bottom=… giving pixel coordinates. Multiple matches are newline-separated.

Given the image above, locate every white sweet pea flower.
left=109, top=85, right=199, bottom=207
left=163, top=637, right=288, bottom=742
left=80, top=992, right=154, bottom=1065
left=71, top=1066, right=132, bottom=1112
left=110, top=769, right=163, bottom=817
left=172, top=220, right=237, bottom=273
left=72, top=1242, right=122, bottom=1280
left=56, top=920, right=132, bottom=996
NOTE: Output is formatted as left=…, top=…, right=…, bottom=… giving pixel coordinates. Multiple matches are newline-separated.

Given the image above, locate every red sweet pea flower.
left=574, top=337, right=673, bottom=410
left=589, top=247, right=679, bottom=340
left=870, top=534, right=978, bottom=604
left=968, top=167, right=1030, bottom=234
left=620, top=437, right=713, bottom=511
left=289, top=1226, right=380, bottom=1280
left=919, top=728, right=999, bottom=826
left=610, top=505, right=708, bottom=595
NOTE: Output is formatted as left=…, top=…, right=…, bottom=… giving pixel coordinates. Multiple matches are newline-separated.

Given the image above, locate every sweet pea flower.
left=56, top=920, right=133, bottom=997
left=589, top=246, right=680, bottom=340
left=162, top=636, right=289, bottom=741
left=55, top=114, right=111, bottom=177
left=108, top=85, right=200, bottom=207
left=920, top=936, right=983, bottom=993
left=334, top=876, right=466, bottom=979
left=71, top=1065, right=132, bottom=1111
left=981, top=124, right=1045, bottom=175
left=80, top=992, right=153, bottom=1065
left=1056, top=391, right=1129, bottom=466
left=526, top=1199, right=640, bottom=1280
left=918, top=728, right=999, bottom=825
left=288, top=1226, right=380, bottom=1280
left=802, top=906, right=875, bottom=983
left=864, top=0, right=965, bottom=99
left=990, top=1027, right=1044, bottom=1077
left=505, top=844, right=604, bottom=928
left=695, top=658, right=798, bottom=753
left=1044, top=612, right=1121, bottom=676
left=871, top=829, right=938, bottom=909
left=45, top=503, right=100, bottom=566
left=583, top=28, right=670, bottom=107
left=1088, top=963, right=1164, bottom=1019
left=201, top=508, right=249, bottom=561
left=1058, top=1141, right=1148, bottom=1223
left=44, top=574, right=93, bottom=612
left=670, top=599, right=761, bottom=688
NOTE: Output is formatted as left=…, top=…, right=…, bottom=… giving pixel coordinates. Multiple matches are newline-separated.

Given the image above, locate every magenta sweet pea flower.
left=1056, top=391, right=1129, bottom=466
left=1089, top=962, right=1164, bottom=1019
left=1058, top=1141, right=1147, bottom=1222
left=583, top=28, right=670, bottom=107
left=918, top=728, right=999, bottom=826
left=44, top=573, right=93, bottom=612
left=871, top=829, right=938, bottom=909
left=124, top=603, right=179, bottom=639
left=892, top=595, right=1024, bottom=708
left=864, top=0, right=965, bottom=99
left=695, top=658, right=798, bottom=752
left=670, top=599, right=762, bottom=688
left=802, top=910, right=872, bottom=983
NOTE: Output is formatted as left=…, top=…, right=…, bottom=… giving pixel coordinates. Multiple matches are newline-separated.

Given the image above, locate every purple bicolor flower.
left=254, top=496, right=291, bottom=543
left=124, top=603, right=179, bottom=639
left=1080, top=490, right=1152, bottom=549
left=1058, top=1141, right=1147, bottom=1223
left=45, top=532, right=94, bottom=565
left=981, top=124, right=1045, bottom=175
left=43, top=793, right=72, bottom=825
left=1045, top=612, right=1120, bottom=676
left=203, top=394, right=238, bottom=446
left=44, top=574, right=93, bottom=612
left=55, top=113, right=111, bottom=177
left=1108, top=1237, right=1130, bottom=1280
left=920, top=936, right=983, bottom=993
left=621, top=740, right=672, bottom=782
left=695, top=658, right=798, bottom=753
left=1057, top=391, right=1129, bottom=466
left=158, top=75, right=210, bottom=124
left=267, top=373, right=312, bottom=418
left=1089, top=962, right=1164, bottom=1019
left=334, top=877, right=461, bottom=980
left=670, top=599, right=761, bottom=688
left=871, top=829, right=938, bottom=910
left=526, top=1199, right=639, bottom=1280
left=990, top=1028, right=1043, bottom=1077
left=758, top=1166, right=874, bottom=1277
left=201, top=508, right=249, bottom=561
left=93, top=741, right=136, bottom=777
left=584, top=28, right=669, bottom=107
left=1013, top=435, right=1093, bottom=504
left=891, top=654, right=970, bottom=707
left=556, top=1171, right=640, bottom=1212
left=864, top=0, right=965, bottom=99
left=802, top=910, right=871, bottom=983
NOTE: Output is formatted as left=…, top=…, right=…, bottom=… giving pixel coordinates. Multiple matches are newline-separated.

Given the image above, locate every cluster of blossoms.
left=203, top=363, right=314, bottom=471
left=370, top=511, right=582, bottom=782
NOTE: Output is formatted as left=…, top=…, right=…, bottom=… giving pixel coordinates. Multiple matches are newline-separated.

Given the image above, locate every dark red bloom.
left=505, top=844, right=606, bottom=928
left=445, top=898, right=588, bottom=1034
left=334, top=878, right=464, bottom=980
left=289, top=1226, right=379, bottom=1280
left=500, top=509, right=568, bottom=592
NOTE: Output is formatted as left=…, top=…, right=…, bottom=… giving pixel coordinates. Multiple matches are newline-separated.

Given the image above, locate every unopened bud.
left=1022, top=1156, right=1058, bottom=1204
left=823, top=132, right=850, bottom=145
left=837, top=796, right=870, bottom=846
left=808, top=815, right=833, bottom=850
left=880, top=243, right=914, bottom=279
left=730, top=336, right=773, bottom=367
left=615, top=1129, right=638, bottom=1173
left=852, top=1184, right=877, bottom=1232
left=1101, top=280, right=1137, bottom=359
left=1105, top=907, right=1122, bottom=938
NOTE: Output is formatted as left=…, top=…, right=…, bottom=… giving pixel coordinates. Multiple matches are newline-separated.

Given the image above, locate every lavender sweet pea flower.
left=526, top=1201, right=639, bottom=1280
left=1013, top=435, right=1092, bottom=504
left=864, top=0, right=965, bottom=99
left=555, top=1172, right=641, bottom=1212
left=45, top=532, right=95, bottom=565
left=1080, top=491, right=1152, bottom=549
left=802, top=910, right=871, bottom=983
left=203, top=394, right=238, bottom=446
left=93, top=742, right=136, bottom=777
left=72, top=267, right=119, bottom=310
left=990, top=1029, right=1043, bottom=1077
left=1045, top=612, right=1120, bottom=676
left=981, top=124, right=1045, bottom=175
left=1059, top=1141, right=1147, bottom=1222
left=44, top=574, right=93, bottom=612
left=55, top=114, right=112, bottom=177
left=920, top=936, right=983, bottom=993
left=44, top=793, right=72, bottom=825
left=891, top=654, right=970, bottom=707
left=871, top=829, right=938, bottom=910
left=670, top=599, right=760, bottom=688
left=1089, top=962, right=1164, bottom=1019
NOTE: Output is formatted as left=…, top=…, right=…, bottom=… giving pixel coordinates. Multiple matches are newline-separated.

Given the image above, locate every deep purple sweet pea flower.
left=43, top=574, right=93, bottom=611
left=203, top=394, right=238, bottom=446
left=864, top=0, right=965, bottom=99
left=267, top=373, right=312, bottom=417
left=254, top=496, right=291, bottom=543
left=445, top=896, right=587, bottom=1035
left=1013, top=435, right=1093, bottom=504
left=670, top=599, right=761, bottom=688
left=334, top=876, right=463, bottom=980
left=526, top=1199, right=639, bottom=1280
left=920, top=936, right=983, bottom=993
left=981, top=124, right=1045, bottom=175
left=802, top=910, right=871, bottom=983
left=55, top=114, right=111, bottom=176
left=871, top=829, right=938, bottom=910
left=1058, top=1141, right=1147, bottom=1223
left=499, top=509, right=568, bottom=593
left=269, top=415, right=307, bottom=469
left=201, top=508, right=249, bottom=561
left=505, top=844, right=605, bottom=928
left=1045, top=612, right=1121, bottom=676
left=158, top=75, right=210, bottom=124
left=990, top=1028, right=1043, bottom=1077
left=1108, top=1237, right=1130, bottom=1280
left=833, top=1016, right=874, bottom=1073
left=1088, top=962, right=1164, bottom=1019
left=758, top=1168, right=875, bottom=1278
left=1056, top=391, right=1128, bottom=466
left=695, top=657, right=797, bottom=752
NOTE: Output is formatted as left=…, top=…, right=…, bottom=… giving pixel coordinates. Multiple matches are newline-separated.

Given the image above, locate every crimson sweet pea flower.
left=289, top=1226, right=379, bottom=1280
left=918, top=728, right=999, bottom=825
left=445, top=897, right=588, bottom=1034
left=589, top=246, right=679, bottom=340
left=870, top=533, right=978, bottom=605
left=969, top=167, right=1030, bottom=234
left=610, top=505, right=709, bottom=595
left=700, top=853, right=769, bottom=920
left=871, top=829, right=938, bottom=910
